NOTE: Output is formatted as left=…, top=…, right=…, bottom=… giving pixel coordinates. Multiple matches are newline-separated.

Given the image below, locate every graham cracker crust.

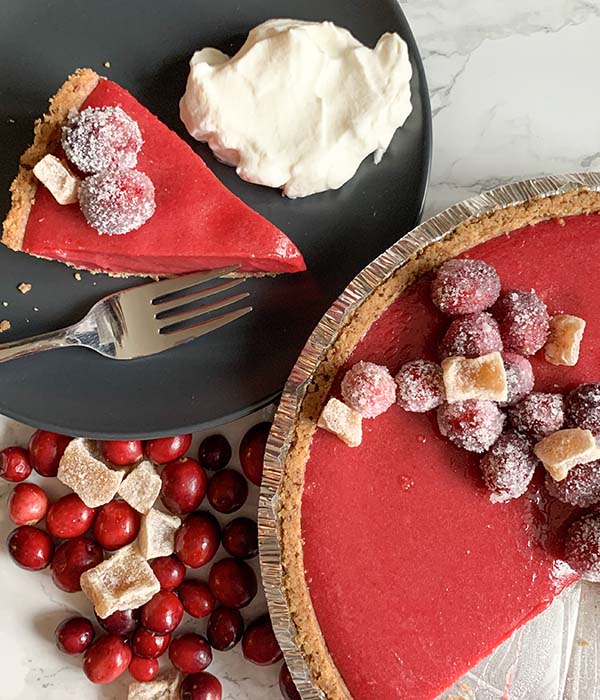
left=277, top=187, right=600, bottom=700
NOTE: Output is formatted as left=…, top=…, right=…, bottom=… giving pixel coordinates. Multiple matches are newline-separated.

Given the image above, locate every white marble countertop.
left=2, top=1, right=600, bottom=699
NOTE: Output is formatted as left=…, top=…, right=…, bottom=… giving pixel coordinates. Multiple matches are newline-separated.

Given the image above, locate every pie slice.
left=2, top=69, right=306, bottom=276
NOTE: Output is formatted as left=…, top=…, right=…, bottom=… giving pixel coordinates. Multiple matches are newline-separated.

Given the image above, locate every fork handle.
left=0, top=326, right=78, bottom=363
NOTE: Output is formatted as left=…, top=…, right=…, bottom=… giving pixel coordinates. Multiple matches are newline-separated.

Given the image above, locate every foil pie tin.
left=258, top=172, right=600, bottom=700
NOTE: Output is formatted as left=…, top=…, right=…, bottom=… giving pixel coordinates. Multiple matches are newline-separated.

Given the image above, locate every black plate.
left=0, top=0, right=430, bottom=438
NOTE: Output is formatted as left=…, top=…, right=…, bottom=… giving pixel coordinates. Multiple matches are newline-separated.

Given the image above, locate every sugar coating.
left=545, top=459, right=600, bottom=507
left=544, top=315, right=586, bottom=367
left=437, top=399, right=505, bottom=453
left=395, top=360, right=445, bottom=412
left=118, top=461, right=161, bottom=514
left=499, top=352, right=534, bottom=407
left=127, top=671, right=182, bottom=700
left=138, top=508, right=182, bottom=559
left=80, top=543, right=160, bottom=618
left=566, top=383, right=600, bottom=435
left=78, top=169, right=156, bottom=235
left=340, top=361, right=396, bottom=418
left=62, top=106, right=143, bottom=173
left=533, top=428, right=600, bottom=482
left=442, top=351, right=507, bottom=403
left=508, top=392, right=565, bottom=441
left=57, top=438, right=124, bottom=508
left=480, top=431, right=538, bottom=503
left=564, top=512, right=600, bottom=582
left=32, top=154, right=80, bottom=205
left=318, top=397, right=362, bottom=447
left=431, top=258, right=501, bottom=316
left=493, top=290, right=549, bottom=355
left=439, top=312, right=502, bottom=360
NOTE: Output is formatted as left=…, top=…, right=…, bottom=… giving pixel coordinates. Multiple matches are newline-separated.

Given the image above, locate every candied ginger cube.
left=32, top=154, right=80, bottom=205
left=544, top=314, right=586, bottom=367
left=317, top=397, right=362, bottom=447
left=127, top=671, right=182, bottom=700
left=80, top=543, right=159, bottom=618
left=442, top=351, right=507, bottom=403
left=533, top=428, right=600, bottom=481
left=138, top=508, right=181, bottom=559
left=57, top=438, right=124, bottom=508
left=118, top=461, right=161, bottom=514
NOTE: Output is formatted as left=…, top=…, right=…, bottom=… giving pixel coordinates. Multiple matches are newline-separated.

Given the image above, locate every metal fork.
left=0, top=266, right=252, bottom=362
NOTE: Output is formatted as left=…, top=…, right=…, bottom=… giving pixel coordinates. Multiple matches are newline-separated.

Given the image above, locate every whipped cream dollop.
left=180, top=19, right=413, bottom=198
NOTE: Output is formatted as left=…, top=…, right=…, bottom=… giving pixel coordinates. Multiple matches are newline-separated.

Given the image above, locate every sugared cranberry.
left=437, top=400, right=505, bottom=453
left=279, top=663, right=301, bottom=700
left=0, top=446, right=32, bottom=482
left=564, top=512, right=600, bottom=582
left=169, top=633, right=213, bottom=673
left=431, top=258, right=501, bottom=316
left=175, top=512, right=220, bottom=568
left=207, top=469, right=248, bottom=514
left=83, top=634, right=132, bottom=684
left=395, top=360, right=445, bottom=412
left=199, top=434, right=232, bottom=471
left=145, top=433, right=192, bottom=464
left=493, top=290, right=549, bottom=355
left=499, top=352, right=534, bottom=407
left=222, top=518, right=258, bottom=560
left=51, top=536, right=103, bottom=592
left=439, top=312, right=503, bottom=359
left=8, top=483, right=48, bottom=525
left=545, top=460, right=600, bottom=508
left=239, top=422, right=271, bottom=486
left=131, top=627, right=171, bottom=658
left=46, top=493, right=96, bottom=539
left=479, top=432, right=538, bottom=503
left=100, top=439, right=143, bottom=466
left=207, top=607, right=244, bottom=651
left=96, top=608, right=140, bottom=637
left=141, top=590, right=184, bottom=635
left=160, top=457, right=207, bottom=514
left=92, top=500, right=141, bottom=550
left=209, top=558, right=257, bottom=608
left=151, top=555, right=186, bottom=591
left=566, top=383, right=600, bottom=435
left=55, top=616, right=95, bottom=654
left=340, top=361, right=396, bottom=418
left=7, top=525, right=53, bottom=570
left=129, top=655, right=158, bottom=682
left=178, top=579, right=215, bottom=619
left=28, top=430, right=70, bottom=477
left=242, top=615, right=283, bottom=666
left=180, top=672, right=222, bottom=700
left=508, top=392, right=565, bottom=440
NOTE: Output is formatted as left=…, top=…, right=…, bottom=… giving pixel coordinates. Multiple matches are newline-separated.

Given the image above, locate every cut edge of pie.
left=277, top=185, right=600, bottom=700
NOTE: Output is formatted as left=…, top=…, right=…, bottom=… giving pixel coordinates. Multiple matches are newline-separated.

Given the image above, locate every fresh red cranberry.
left=131, top=627, right=171, bottom=658
left=145, top=434, right=192, bottom=464
left=7, top=525, right=53, bottom=570
left=207, top=469, right=248, bottom=514
left=222, top=518, right=258, bottom=559
left=28, top=430, right=70, bottom=477
left=479, top=432, right=538, bottom=503
left=437, top=399, right=505, bottom=453
left=175, top=512, right=220, bottom=568
left=239, top=422, right=271, bottom=486
left=439, top=312, right=503, bottom=359
left=500, top=352, right=534, bottom=407
left=198, top=434, right=232, bottom=471
left=83, top=634, right=132, bottom=684
left=208, top=558, right=257, bottom=608
left=564, top=512, right=600, bottom=582
left=493, top=290, right=549, bottom=355
left=207, top=607, right=244, bottom=651
left=508, top=392, right=565, bottom=440
left=169, top=632, right=213, bottom=673
left=180, top=672, right=222, bottom=700
left=55, top=616, right=95, bottom=654
left=46, top=493, right=96, bottom=539
left=545, top=460, right=600, bottom=508
left=178, top=579, right=215, bottom=618
left=129, top=655, right=159, bottom=682
left=51, top=537, right=103, bottom=592
left=0, top=446, right=32, bottom=482
left=96, top=608, right=140, bottom=637
left=395, top=360, right=445, bottom=413
left=151, top=555, right=186, bottom=591
left=141, top=591, right=184, bottom=635
left=340, top=361, right=396, bottom=418
left=279, top=663, right=301, bottom=700
left=160, top=457, right=207, bottom=514
left=431, top=258, right=501, bottom=316
left=8, top=483, right=48, bottom=525
left=566, top=383, right=600, bottom=435
left=242, top=615, right=283, bottom=665
left=92, top=500, right=141, bottom=550
left=100, top=439, right=143, bottom=466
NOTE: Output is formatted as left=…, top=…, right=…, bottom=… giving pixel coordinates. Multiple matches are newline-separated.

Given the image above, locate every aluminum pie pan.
left=258, top=171, right=600, bottom=700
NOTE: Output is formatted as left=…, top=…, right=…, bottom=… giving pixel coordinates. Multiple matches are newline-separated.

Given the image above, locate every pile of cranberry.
left=1, top=424, right=300, bottom=700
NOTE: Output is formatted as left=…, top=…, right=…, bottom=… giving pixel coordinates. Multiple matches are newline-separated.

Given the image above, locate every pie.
left=2, top=69, right=305, bottom=276
left=278, top=186, right=600, bottom=700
